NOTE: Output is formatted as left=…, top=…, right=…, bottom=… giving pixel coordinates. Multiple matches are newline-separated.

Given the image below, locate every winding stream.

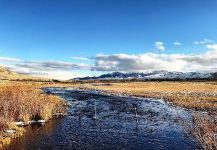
left=6, top=87, right=200, bottom=150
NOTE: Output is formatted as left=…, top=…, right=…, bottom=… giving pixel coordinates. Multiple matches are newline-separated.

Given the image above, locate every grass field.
left=75, top=81, right=217, bottom=111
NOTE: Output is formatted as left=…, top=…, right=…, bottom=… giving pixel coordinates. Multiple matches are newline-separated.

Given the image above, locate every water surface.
left=7, top=87, right=200, bottom=150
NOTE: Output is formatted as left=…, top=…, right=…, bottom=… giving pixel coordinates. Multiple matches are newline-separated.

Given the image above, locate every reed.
left=80, top=82, right=217, bottom=110
left=0, top=85, right=66, bottom=141
left=191, top=112, right=217, bottom=150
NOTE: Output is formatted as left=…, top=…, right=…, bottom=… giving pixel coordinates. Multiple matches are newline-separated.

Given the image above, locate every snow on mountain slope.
left=74, top=71, right=213, bottom=80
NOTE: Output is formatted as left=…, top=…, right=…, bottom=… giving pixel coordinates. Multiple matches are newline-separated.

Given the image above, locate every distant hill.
left=73, top=71, right=215, bottom=81
left=0, top=66, right=27, bottom=80
left=0, top=66, right=49, bottom=81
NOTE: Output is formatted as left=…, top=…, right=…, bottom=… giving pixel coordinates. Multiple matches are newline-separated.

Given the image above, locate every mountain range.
left=74, top=71, right=215, bottom=81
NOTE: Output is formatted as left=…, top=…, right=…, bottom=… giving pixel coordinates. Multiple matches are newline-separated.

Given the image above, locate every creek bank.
left=16, top=87, right=198, bottom=150
left=0, top=112, right=67, bottom=149
left=0, top=86, right=68, bottom=149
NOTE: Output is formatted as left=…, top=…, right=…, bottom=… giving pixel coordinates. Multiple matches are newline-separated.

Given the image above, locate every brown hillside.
left=0, top=66, right=48, bottom=81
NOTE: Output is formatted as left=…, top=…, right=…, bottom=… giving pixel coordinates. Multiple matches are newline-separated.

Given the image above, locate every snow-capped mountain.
left=73, top=71, right=214, bottom=80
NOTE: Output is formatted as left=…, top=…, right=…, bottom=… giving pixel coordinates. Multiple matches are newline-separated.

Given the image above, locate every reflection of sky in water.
left=7, top=87, right=200, bottom=150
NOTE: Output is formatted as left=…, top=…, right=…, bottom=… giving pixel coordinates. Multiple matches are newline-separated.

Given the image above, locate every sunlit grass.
left=80, top=82, right=217, bottom=110
left=191, top=112, right=217, bottom=150
left=0, top=84, right=66, bottom=146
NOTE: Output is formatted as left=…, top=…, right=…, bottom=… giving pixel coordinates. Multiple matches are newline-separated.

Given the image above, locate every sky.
left=0, top=0, right=217, bottom=80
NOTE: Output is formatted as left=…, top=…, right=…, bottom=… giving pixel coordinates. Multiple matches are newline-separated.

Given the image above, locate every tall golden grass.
left=0, top=85, right=66, bottom=137
left=79, top=82, right=217, bottom=110
left=191, top=112, right=217, bottom=150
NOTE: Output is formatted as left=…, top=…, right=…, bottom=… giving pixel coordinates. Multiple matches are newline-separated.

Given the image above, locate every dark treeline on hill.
left=73, top=71, right=217, bottom=82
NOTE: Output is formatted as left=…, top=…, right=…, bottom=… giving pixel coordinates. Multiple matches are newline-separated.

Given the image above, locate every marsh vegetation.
left=0, top=80, right=217, bottom=149
left=0, top=85, right=67, bottom=148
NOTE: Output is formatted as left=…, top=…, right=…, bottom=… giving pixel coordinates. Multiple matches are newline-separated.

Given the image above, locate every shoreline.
left=0, top=85, right=68, bottom=149
left=0, top=115, right=66, bottom=149
left=70, top=82, right=216, bottom=149
left=72, top=82, right=217, bottom=112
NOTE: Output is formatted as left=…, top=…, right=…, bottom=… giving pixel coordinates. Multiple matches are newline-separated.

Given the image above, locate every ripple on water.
left=7, top=87, right=200, bottom=150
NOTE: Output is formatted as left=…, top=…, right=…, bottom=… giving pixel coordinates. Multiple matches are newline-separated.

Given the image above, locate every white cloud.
left=92, top=45, right=217, bottom=72
left=70, top=57, right=91, bottom=61
left=14, top=61, right=90, bottom=71
left=154, top=41, right=165, bottom=51
left=193, top=39, right=214, bottom=45
left=31, top=71, right=86, bottom=80
left=173, top=42, right=181, bottom=46
left=2, top=43, right=217, bottom=79
left=44, top=71, right=86, bottom=80
left=8, top=65, right=86, bottom=80
left=4, top=61, right=91, bottom=80
left=0, top=57, right=21, bottom=62
left=206, top=44, right=217, bottom=50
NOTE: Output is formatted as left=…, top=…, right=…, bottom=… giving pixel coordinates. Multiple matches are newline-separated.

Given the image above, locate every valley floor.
left=0, top=80, right=217, bottom=149
left=74, top=81, right=217, bottom=111
left=71, top=81, right=217, bottom=149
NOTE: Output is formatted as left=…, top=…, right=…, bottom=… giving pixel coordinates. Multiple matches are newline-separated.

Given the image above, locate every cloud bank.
left=1, top=43, right=217, bottom=79
left=0, top=57, right=21, bottom=62
left=7, top=61, right=91, bottom=80
left=92, top=44, right=217, bottom=72
left=193, top=39, right=214, bottom=45
left=15, top=61, right=90, bottom=71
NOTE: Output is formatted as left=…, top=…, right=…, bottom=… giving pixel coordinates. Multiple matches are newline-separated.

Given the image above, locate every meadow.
left=77, top=81, right=217, bottom=110
left=0, top=80, right=217, bottom=149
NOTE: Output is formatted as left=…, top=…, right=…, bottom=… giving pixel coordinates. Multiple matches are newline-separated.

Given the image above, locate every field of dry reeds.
left=0, top=84, right=67, bottom=148
left=191, top=112, right=217, bottom=149
left=78, top=82, right=217, bottom=111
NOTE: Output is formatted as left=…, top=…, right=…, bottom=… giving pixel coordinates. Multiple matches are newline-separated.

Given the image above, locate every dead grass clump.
left=0, top=117, right=8, bottom=137
left=0, top=85, right=66, bottom=138
left=191, top=112, right=217, bottom=150
left=39, top=95, right=66, bottom=120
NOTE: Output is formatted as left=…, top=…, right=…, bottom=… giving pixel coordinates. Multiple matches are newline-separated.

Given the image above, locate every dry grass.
left=1, top=80, right=217, bottom=149
left=0, top=85, right=66, bottom=147
left=191, top=112, right=217, bottom=150
left=77, top=82, right=217, bottom=110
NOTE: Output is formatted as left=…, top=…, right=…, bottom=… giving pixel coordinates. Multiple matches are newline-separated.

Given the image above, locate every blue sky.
left=0, top=0, right=217, bottom=79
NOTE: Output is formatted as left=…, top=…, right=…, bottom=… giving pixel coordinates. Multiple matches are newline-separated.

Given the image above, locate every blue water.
left=7, top=87, right=200, bottom=150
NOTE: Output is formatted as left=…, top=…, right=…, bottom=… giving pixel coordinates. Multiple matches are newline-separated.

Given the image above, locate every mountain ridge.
left=73, top=71, right=215, bottom=81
